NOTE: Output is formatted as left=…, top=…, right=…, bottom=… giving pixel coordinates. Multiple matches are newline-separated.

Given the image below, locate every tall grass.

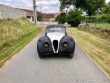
left=68, top=28, right=110, bottom=77
left=0, top=18, right=44, bottom=67
left=0, top=18, right=37, bottom=50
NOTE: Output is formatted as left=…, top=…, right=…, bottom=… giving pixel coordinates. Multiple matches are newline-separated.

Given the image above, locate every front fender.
left=37, top=36, right=53, bottom=56
left=59, top=35, right=75, bottom=55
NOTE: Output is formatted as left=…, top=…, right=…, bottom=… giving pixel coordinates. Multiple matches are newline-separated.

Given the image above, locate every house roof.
left=41, top=13, right=54, bottom=20
left=54, top=13, right=61, bottom=18
left=41, top=13, right=61, bottom=20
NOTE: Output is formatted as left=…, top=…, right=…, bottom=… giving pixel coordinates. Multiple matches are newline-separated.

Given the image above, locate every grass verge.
left=67, top=28, right=110, bottom=77
left=88, top=23, right=110, bottom=30
left=0, top=18, right=44, bottom=67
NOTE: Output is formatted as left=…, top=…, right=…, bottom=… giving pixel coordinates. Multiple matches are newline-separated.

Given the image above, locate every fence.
left=81, top=19, right=110, bottom=30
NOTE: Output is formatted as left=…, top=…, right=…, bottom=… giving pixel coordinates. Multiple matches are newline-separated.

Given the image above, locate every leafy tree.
left=103, top=1, right=110, bottom=14
left=109, top=2, right=110, bottom=5
left=59, top=0, right=105, bottom=16
left=55, top=13, right=66, bottom=24
left=60, top=0, right=85, bottom=11
left=83, top=0, right=105, bottom=16
left=66, top=9, right=83, bottom=26
left=37, top=14, right=43, bottom=21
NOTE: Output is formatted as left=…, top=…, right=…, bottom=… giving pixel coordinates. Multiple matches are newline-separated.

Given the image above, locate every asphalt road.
left=0, top=34, right=110, bottom=83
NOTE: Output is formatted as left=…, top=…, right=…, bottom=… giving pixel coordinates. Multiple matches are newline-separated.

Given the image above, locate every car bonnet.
left=47, top=32, right=65, bottom=53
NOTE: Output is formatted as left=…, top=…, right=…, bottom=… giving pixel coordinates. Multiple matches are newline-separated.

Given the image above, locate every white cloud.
left=42, top=6, right=49, bottom=10
left=5, top=0, right=12, bottom=1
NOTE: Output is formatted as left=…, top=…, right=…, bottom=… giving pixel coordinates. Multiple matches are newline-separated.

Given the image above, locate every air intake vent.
left=53, top=40, right=58, bottom=52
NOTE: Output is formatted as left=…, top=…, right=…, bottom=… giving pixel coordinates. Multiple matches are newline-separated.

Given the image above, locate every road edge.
left=76, top=42, right=110, bottom=80
left=2, top=31, right=44, bottom=68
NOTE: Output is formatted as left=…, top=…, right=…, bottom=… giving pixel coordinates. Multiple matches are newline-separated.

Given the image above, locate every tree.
left=109, top=1, right=110, bottom=6
left=37, top=14, right=43, bottom=21
left=66, top=9, right=83, bottom=27
left=59, top=0, right=105, bottom=16
left=55, top=13, right=66, bottom=24
left=103, top=1, right=110, bottom=14
left=83, top=0, right=105, bottom=16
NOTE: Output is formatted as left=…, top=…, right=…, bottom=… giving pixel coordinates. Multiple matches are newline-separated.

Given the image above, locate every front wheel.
left=68, top=54, right=74, bottom=58
left=39, top=54, right=44, bottom=58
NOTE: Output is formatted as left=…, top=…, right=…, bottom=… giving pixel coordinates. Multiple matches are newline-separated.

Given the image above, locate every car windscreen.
left=46, top=27, right=65, bottom=33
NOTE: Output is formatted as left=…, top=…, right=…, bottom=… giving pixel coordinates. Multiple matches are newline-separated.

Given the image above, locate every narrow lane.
left=0, top=34, right=110, bottom=83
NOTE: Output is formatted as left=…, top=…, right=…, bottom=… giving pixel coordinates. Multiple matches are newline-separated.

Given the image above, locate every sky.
left=0, top=0, right=110, bottom=14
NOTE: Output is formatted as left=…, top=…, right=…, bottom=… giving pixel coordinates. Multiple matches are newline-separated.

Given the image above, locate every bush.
left=66, top=9, right=83, bottom=27
left=37, top=14, right=43, bottom=21
left=97, top=14, right=110, bottom=23
left=88, top=16, right=96, bottom=19
left=55, top=13, right=66, bottom=24
left=83, top=14, right=110, bottom=24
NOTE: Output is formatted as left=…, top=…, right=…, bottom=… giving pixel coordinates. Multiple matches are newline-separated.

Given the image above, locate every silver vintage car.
left=37, top=25, right=75, bottom=58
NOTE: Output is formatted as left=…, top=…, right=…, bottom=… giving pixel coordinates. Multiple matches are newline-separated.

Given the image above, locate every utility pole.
left=33, top=0, right=37, bottom=25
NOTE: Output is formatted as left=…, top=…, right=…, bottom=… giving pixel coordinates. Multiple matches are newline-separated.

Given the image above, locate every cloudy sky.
left=0, top=0, right=110, bottom=14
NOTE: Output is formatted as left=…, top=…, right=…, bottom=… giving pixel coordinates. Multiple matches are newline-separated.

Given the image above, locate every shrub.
left=55, top=13, right=66, bottom=24
left=83, top=14, right=110, bottom=24
left=66, top=9, right=83, bottom=27
left=97, top=14, right=110, bottom=23
left=37, top=14, right=43, bottom=21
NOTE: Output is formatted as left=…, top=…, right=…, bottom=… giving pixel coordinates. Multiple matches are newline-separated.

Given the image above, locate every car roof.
left=46, top=25, right=66, bottom=29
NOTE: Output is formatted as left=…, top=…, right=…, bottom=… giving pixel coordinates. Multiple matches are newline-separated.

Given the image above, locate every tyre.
left=68, top=54, right=74, bottom=58
left=39, top=54, right=44, bottom=58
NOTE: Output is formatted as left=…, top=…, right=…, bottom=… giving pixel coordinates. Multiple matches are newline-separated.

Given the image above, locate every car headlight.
left=44, top=42, right=49, bottom=47
left=63, top=42, right=68, bottom=48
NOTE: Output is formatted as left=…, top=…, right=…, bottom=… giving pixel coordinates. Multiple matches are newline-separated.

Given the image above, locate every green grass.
left=67, top=28, right=110, bottom=77
left=0, top=18, right=44, bottom=67
left=88, top=23, right=110, bottom=30
left=0, top=18, right=39, bottom=48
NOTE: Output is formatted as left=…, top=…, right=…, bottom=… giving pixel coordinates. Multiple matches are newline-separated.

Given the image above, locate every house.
left=41, top=13, right=54, bottom=21
left=16, top=8, right=42, bottom=21
left=16, top=8, right=61, bottom=22
left=54, top=13, right=60, bottom=18
left=42, top=13, right=61, bottom=22
left=0, top=4, right=26, bottom=19
left=0, top=3, right=61, bottom=22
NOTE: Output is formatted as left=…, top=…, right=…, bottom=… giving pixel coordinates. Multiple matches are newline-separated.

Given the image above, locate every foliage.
left=37, top=14, right=43, bottom=21
left=55, top=13, right=66, bottom=24
left=83, top=14, right=110, bottom=24
left=82, top=0, right=105, bottom=16
left=103, top=1, right=110, bottom=14
left=66, top=9, right=83, bottom=27
left=98, top=14, right=110, bottom=23
left=60, top=0, right=85, bottom=11
left=59, top=0, right=105, bottom=16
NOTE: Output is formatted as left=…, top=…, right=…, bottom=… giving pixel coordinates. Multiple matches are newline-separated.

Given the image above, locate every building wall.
left=0, top=4, right=26, bottom=19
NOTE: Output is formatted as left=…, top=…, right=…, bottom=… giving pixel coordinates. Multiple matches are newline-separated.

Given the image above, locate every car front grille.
left=53, top=40, right=58, bottom=52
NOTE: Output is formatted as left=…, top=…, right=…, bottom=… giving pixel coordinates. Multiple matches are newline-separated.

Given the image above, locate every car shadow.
left=42, top=54, right=73, bottom=59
